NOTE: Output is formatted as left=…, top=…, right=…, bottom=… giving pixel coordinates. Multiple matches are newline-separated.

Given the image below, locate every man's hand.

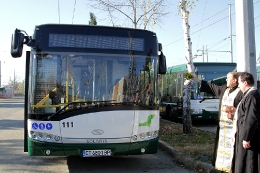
left=226, top=112, right=233, bottom=119
left=242, top=140, right=251, bottom=149
left=226, top=106, right=236, bottom=119
left=192, top=75, right=200, bottom=82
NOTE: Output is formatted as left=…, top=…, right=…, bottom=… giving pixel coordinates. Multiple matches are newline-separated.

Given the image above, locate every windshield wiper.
left=46, top=100, right=115, bottom=120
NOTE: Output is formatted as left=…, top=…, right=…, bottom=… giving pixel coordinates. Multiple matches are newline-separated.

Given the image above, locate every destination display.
left=49, top=34, right=144, bottom=51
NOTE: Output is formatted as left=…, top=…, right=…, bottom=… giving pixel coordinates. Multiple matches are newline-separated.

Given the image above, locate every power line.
left=212, top=42, right=231, bottom=51
left=58, top=0, right=60, bottom=23
left=209, top=37, right=237, bottom=53
left=191, top=15, right=230, bottom=38
left=72, top=0, right=76, bottom=24
left=164, top=15, right=230, bottom=47
left=207, top=36, right=230, bottom=49
left=164, top=1, right=260, bottom=48
left=192, top=5, right=232, bottom=28
left=172, top=5, right=230, bottom=38
left=255, top=14, right=260, bottom=20
left=196, top=0, right=208, bottom=50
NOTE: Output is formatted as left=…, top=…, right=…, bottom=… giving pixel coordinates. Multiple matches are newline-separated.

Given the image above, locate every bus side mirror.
left=158, top=43, right=162, bottom=51
left=159, top=51, right=166, bottom=74
left=11, top=29, right=24, bottom=58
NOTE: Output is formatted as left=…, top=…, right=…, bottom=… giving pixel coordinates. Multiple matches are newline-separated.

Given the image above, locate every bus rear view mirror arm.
left=158, top=51, right=166, bottom=74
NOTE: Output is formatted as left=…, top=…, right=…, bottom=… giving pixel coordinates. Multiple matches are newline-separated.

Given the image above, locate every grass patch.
left=159, top=119, right=216, bottom=164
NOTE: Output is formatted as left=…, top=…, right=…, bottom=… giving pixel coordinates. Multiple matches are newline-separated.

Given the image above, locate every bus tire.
left=172, top=116, right=178, bottom=123
left=166, top=106, right=171, bottom=120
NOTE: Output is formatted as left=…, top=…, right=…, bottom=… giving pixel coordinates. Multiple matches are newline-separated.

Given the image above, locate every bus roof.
left=30, top=24, right=159, bottom=54
left=257, top=65, right=260, bottom=72
left=167, top=62, right=237, bottom=73
left=35, top=23, right=156, bottom=34
left=167, top=64, right=187, bottom=73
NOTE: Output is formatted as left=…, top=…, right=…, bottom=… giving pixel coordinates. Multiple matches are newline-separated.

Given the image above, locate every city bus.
left=10, top=24, right=166, bottom=156
left=0, top=87, right=13, bottom=98
left=0, top=87, right=6, bottom=98
left=5, top=88, right=14, bottom=98
left=159, top=62, right=236, bottom=122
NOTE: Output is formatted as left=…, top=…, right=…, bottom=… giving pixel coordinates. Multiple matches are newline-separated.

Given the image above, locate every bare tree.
left=179, top=0, right=198, bottom=134
left=7, top=70, right=22, bottom=90
left=87, top=0, right=169, bottom=29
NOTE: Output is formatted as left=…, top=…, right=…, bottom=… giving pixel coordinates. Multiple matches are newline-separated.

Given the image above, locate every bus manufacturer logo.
left=91, top=129, right=104, bottom=135
left=86, top=139, right=107, bottom=143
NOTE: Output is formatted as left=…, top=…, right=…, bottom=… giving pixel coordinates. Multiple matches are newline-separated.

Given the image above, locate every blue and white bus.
left=11, top=24, right=166, bottom=156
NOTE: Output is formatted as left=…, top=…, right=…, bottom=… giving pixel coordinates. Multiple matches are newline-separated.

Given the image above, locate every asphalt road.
left=0, top=97, right=196, bottom=173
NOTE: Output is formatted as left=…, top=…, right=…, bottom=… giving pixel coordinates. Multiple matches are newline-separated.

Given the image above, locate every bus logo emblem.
left=91, top=129, right=104, bottom=135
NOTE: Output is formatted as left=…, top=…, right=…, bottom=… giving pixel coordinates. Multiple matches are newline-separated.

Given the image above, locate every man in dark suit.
left=232, top=72, right=260, bottom=173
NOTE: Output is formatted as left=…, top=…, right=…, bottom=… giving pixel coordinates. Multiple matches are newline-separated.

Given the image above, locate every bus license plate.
left=82, top=149, right=111, bottom=157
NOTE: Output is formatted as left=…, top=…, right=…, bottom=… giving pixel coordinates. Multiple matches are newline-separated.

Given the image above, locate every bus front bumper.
left=27, top=138, right=159, bottom=156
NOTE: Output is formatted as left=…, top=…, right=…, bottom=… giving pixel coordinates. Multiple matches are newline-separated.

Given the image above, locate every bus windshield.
left=160, top=62, right=236, bottom=100
left=29, top=51, right=157, bottom=114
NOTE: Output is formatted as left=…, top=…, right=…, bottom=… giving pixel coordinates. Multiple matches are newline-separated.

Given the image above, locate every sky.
left=0, top=0, right=260, bottom=86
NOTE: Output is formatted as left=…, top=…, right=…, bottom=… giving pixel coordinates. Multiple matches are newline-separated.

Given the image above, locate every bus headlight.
left=132, top=135, right=138, bottom=141
left=131, top=130, right=159, bottom=142
left=30, top=131, right=36, bottom=139
left=37, top=133, right=43, bottom=139
left=28, top=131, right=61, bottom=143
left=140, top=133, right=145, bottom=139
left=153, top=131, right=158, bottom=138
left=46, top=134, right=52, bottom=140
left=147, top=132, right=152, bottom=138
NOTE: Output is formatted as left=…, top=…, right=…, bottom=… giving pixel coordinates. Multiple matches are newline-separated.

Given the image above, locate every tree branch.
left=96, top=0, right=135, bottom=24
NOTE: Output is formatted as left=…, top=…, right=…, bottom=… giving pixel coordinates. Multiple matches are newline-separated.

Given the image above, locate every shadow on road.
left=66, top=155, right=165, bottom=172
left=0, top=119, right=24, bottom=130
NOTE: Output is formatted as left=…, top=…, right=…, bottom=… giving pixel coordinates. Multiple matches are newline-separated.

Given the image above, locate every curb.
left=158, top=140, right=221, bottom=173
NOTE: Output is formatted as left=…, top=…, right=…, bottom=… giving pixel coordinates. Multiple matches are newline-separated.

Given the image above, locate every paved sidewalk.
left=159, top=135, right=222, bottom=173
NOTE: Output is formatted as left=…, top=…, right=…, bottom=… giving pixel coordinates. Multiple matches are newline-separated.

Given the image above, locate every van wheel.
left=166, top=107, right=176, bottom=122
left=166, top=107, right=171, bottom=120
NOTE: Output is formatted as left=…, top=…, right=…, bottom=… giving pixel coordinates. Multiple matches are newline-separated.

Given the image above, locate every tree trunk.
left=179, top=0, right=195, bottom=134
left=182, top=80, right=192, bottom=133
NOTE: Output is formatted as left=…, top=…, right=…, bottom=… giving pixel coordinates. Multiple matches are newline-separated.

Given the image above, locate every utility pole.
left=207, top=5, right=234, bottom=63
left=235, top=0, right=256, bottom=86
left=197, top=46, right=208, bottom=62
left=206, top=45, right=208, bottom=62
left=0, top=61, right=1, bottom=87
left=229, top=4, right=233, bottom=63
left=202, top=45, right=204, bottom=62
left=14, top=69, right=16, bottom=89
